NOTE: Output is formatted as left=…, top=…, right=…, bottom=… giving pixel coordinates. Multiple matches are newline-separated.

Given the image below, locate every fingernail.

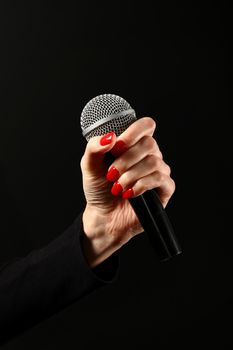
left=111, top=181, right=123, bottom=196
left=100, top=132, right=115, bottom=146
left=106, top=166, right=120, bottom=182
left=122, top=188, right=134, bottom=199
left=111, top=140, right=127, bottom=157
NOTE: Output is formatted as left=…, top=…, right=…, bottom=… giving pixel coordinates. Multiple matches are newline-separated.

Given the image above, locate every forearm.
left=0, top=213, right=119, bottom=345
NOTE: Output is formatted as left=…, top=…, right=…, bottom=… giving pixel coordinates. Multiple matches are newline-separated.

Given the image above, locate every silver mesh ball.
left=80, top=94, right=137, bottom=141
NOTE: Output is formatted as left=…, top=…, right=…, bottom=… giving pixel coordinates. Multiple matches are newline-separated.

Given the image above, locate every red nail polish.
left=100, top=132, right=115, bottom=146
left=111, top=140, right=127, bottom=157
left=122, top=188, right=134, bottom=199
left=111, top=181, right=123, bottom=196
left=106, top=166, right=120, bottom=182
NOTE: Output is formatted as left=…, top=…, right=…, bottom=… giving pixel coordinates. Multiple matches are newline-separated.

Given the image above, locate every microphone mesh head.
left=81, top=94, right=137, bottom=141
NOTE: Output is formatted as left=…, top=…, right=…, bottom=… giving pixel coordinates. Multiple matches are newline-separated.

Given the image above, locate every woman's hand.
left=80, top=117, right=175, bottom=267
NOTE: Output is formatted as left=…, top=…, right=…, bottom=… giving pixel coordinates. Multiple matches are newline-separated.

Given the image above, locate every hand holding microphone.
left=80, top=94, right=181, bottom=267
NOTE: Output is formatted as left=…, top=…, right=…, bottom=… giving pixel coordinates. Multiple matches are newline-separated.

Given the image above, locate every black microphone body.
left=81, top=94, right=182, bottom=261
left=129, top=191, right=181, bottom=261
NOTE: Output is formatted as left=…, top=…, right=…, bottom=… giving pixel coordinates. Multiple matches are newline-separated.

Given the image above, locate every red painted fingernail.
left=100, top=132, right=115, bottom=146
left=111, top=140, right=127, bottom=157
left=122, top=188, right=134, bottom=199
left=106, top=166, right=120, bottom=182
left=111, top=181, right=123, bottom=196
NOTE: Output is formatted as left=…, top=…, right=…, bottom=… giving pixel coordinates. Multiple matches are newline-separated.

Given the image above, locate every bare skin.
left=80, top=117, right=176, bottom=268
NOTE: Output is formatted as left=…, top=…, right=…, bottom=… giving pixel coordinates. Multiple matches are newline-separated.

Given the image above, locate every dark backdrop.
left=0, top=1, right=232, bottom=349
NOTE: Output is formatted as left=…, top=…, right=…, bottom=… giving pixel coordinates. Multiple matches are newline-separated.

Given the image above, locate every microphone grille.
left=81, top=94, right=137, bottom=141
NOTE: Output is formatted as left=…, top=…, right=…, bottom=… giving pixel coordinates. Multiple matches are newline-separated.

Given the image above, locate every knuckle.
left=142, top=117, right=156, bottom=130
left=171, top=178, right=176, bottom=192
left=146, top=154, right=158, bottom=168
left=166, top=164, right=171, bottom=175
left=147, top=154, right=162, bottom=170
left=154, top=156, right=163, bottom=168
left=158, top=150, right=163, bottom=159
left=156, top=172, right=165, bottom=183
left=141, top=135, right=155, bottom=150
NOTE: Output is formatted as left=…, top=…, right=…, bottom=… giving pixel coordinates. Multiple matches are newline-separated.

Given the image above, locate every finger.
left=107, top=136, right=163, bottom=180
left=112, top=171, right=176, bottom=207
left=120, top=155, right=171, bottom=188
left=111, top=117, right=156, bottom=157
left=81, top=132, right=117, bottom=173
left=127, top=172, right=175, bottom=206
left=107, top=152, right=170, bottom=186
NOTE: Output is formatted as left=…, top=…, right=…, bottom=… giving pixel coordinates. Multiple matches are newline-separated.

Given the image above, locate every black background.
left=0, top=1, right=232, bottom=349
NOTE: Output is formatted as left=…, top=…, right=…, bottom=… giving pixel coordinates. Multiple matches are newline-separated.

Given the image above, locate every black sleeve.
left=0, top=212, right=120, bottom=345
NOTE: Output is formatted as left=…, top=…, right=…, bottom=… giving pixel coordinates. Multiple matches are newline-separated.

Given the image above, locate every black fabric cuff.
left=0, top=212, right=120, bottom=345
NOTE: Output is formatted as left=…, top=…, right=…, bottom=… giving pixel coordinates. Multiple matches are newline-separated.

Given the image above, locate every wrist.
left=81, top=205, right=119, bottom=268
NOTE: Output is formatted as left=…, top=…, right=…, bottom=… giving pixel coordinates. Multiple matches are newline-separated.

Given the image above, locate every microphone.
left=80, top=94, right=182, bottom=261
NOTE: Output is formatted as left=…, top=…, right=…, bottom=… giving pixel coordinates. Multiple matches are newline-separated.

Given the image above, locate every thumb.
left=81, top=132, right=117, bottom=173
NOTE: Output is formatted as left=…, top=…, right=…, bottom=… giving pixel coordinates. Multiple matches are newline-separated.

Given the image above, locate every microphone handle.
left=129, top=190, right=181, bottom=261
left=104, top=152, right=181, bottom=261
